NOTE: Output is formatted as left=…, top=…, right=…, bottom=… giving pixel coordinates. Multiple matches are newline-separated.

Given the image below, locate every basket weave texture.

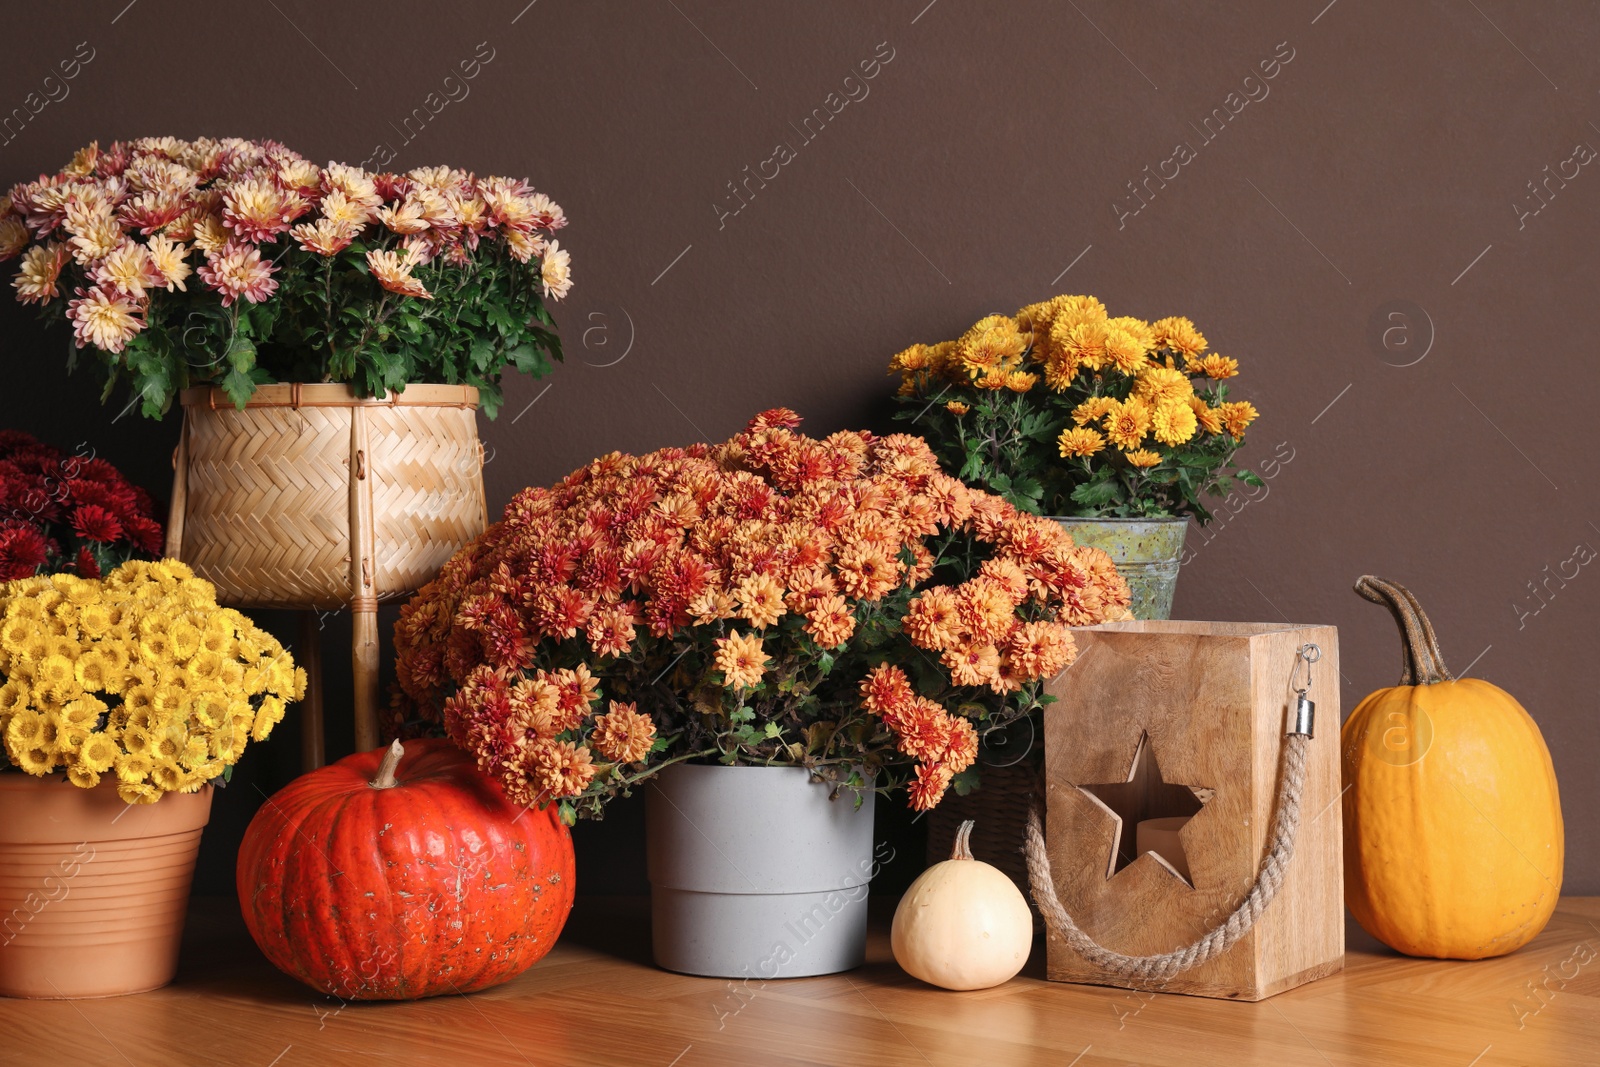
left=169, top=384, right=487, bottom=610
left=925, top=758, right=1042, bottom=924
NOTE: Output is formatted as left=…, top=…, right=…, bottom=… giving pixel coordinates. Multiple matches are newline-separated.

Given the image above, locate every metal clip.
left=1288, top=642, right=1321, bottom=738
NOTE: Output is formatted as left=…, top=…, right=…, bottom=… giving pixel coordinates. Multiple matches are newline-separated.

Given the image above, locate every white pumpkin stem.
left=370, top=739, right=405, bottom=789
left=951, top=819, right=976, bottom=861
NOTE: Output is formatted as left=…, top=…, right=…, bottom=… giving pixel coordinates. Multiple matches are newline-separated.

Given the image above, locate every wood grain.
left=3, top=896, right=1596, bottom=1066
left=1041, top=621, right=1343, bottom=1000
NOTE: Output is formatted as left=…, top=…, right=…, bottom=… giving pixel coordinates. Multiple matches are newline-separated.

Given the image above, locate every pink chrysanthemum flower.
left=145, top=235, right=191, bottom=291
left=366, top=247, right=431, bottom=299
left=12, top=242, right=67, bottom=303
left=291, top=217, right=356, bottom=257
left=94, top=241, right=166, bottom=300
left=540, top=240, right=573, bottom=300
left=197, top=243, right=278, bottom=307
left=221, top=177, right=304, bottom=242
left=67, top=286, right=145, bottom=352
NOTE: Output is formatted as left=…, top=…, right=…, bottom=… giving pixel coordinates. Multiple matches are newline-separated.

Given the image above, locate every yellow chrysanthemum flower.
left=122, top=724, right=153, bottom=755
left=1072, top=397, right=1117, bottom=426
left=944, top=400, right=970, bottom=416
left=1152, top=316, right=1208, bottom=358
left=1190, top=396, right=1224, bottom=435
left=73, top=650, right=111, bottom=693
left=78, top=602, right=113, bottom=638
left=12, top=743, right=55, bottom=776
left=889, top=343, right=931, bottom=374
left=1152, top=401, right=1199, bottom=446
left=955, top=316, right=1028, bottom=380
left=169, top=619, right=202, bottom=662
left=1004, top=371, right=1038, bottom=393
left=0, top=681, right=29, bottom=715
left=78, top=732, right=119, bottom=774
left=5, top=710, right=47, bottom=748
left=36, top=654, right=76, bottom=697
left=149, top=759, right=184, bottom=792
left=1134, top=366, right=1194, bottom=407
left=117, top=781, right=160, bottom=805
left=1196, top=353, right=1239, bottom=379
left=1125, top=449, right=1163, bottom=468
left=1057, top=427, right=1106, bottom=458
left=115, top=752, right=153, bottom=784
left=1103, top=328, right=1146, bottom=374
left=1, top=616, right=34, bottom=652
left=1053, top=319, right=1109, bottom=372
left=1103, top=397, right=1152, bottom=451
left=1108, top=316, right=1155, bottom=355
left=1216, top=400, right=1259, bottom=439
left=178, top=736, right=210, bottom=770
left=66, top=765, right=100, bottom=789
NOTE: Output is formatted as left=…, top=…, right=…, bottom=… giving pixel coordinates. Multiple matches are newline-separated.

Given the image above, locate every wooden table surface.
left=4, top=896, right=1597, bottom=1067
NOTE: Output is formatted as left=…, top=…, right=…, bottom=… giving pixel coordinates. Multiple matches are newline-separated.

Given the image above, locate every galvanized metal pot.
left=646, top=765, right=875, bottom=978
left=1052, top=516, right=1188, bottom=620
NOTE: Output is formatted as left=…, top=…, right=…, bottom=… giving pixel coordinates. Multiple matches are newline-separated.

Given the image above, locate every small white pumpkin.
left=891, top=820, right=1033, bottom=990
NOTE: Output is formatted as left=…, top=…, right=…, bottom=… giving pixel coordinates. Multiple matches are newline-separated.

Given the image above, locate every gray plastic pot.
left=646, top=764, right=876, bottom=979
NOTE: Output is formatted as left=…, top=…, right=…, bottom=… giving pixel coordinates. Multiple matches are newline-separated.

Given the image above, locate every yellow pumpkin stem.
left=370, top=739, right=405, bottom=789
left=951, top=819, right=976, bottom=861
left=1354, top=576, right=1454, bottom=685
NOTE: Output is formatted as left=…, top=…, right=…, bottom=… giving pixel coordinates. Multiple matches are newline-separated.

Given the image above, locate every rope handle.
left=1024, top=728, right=1311, bottom=983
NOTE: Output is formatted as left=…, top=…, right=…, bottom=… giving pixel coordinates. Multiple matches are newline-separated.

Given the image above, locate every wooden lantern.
left=1034, top=620, right=1342, bottom=1001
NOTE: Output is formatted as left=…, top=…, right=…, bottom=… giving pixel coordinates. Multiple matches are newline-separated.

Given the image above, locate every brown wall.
left=1, top=1, right=1595, bottom=893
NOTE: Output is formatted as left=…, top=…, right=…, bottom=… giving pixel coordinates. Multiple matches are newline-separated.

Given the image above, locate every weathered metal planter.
left=1053, top=516, right=1188, bottom=621
left=646, top=765, right=876, bottom=979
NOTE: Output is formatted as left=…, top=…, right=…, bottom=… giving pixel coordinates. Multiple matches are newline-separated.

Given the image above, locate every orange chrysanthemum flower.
left=1190, top=395, right=1224, bottom=435
left=1125, top=449, right=1162, bottom=468
left=903, top=586, right=962, bottom=652
left=590, top=701, right=656, bottom=763
left=803, top=594, right=855, bottom=648
left=1152, top=315, right=1208, bottom=358
left=1196, top=353, right=1240, bottom=379
left=735, top=573, right=786, bottom=629
left=1216, top=400, right=1258, bottom=438
left=1102, top=397, right=1151, bottom=451
left=714, top=630, right=768, bottom=690
left=1058, top=426, right=1105, bottom=459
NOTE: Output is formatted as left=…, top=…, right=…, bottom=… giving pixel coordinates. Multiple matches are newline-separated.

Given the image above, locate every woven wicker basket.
left=926, top=758, right=1042, bottom=927
left=166, top=383, right=487, bottom=757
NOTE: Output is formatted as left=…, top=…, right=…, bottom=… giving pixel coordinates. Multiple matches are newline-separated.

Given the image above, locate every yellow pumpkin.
left=891, top=820, right=1033, bottom=990
left=1342, top=576, right=1563, bottom=959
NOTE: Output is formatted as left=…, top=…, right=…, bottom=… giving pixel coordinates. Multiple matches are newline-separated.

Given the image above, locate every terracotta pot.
left=0, top=775, right=212, bottom=999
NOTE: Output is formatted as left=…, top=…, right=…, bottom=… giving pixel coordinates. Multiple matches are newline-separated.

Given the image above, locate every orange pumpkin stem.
left=370, top=739, right=405, bottom=789
left=1354, top=576, right=1454, bottom=685
left=951, top=819, right=976, bottom=861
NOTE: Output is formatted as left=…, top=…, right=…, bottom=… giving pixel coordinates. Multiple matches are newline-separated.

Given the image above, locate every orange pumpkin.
left=1342, top=576, right=1563, bottom=959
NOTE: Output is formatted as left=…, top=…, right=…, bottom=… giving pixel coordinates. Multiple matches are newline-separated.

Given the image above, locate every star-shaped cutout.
left=1078, top=732, right=1211, bottom=887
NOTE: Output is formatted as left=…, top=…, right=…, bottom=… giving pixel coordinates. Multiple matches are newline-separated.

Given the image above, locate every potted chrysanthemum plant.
left=390, top=409, right=1130, bottom=978
left=889, top=294, right=1262, bottom=621
left=2, top=136, right=574, bottom=751
left=0, top=430, right=164, bottom=581
left=0, top=560, right=304, bottom=998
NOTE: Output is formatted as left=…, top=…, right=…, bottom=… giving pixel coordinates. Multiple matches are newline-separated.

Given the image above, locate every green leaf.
left=1071, top=479, right=1120, bottom=508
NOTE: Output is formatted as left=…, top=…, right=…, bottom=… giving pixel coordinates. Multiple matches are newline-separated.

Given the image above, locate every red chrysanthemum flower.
left=0, top=522, right=49, bottom=580
left=70, top=504, right=123, bottom=543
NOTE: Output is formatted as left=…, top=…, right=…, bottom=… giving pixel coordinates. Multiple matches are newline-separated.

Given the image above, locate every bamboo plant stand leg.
left=351, top=607, right=380, bottom=752
left=297, top=611, right=325, bottom=773
left=348, top=405, right=380, bottom=754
